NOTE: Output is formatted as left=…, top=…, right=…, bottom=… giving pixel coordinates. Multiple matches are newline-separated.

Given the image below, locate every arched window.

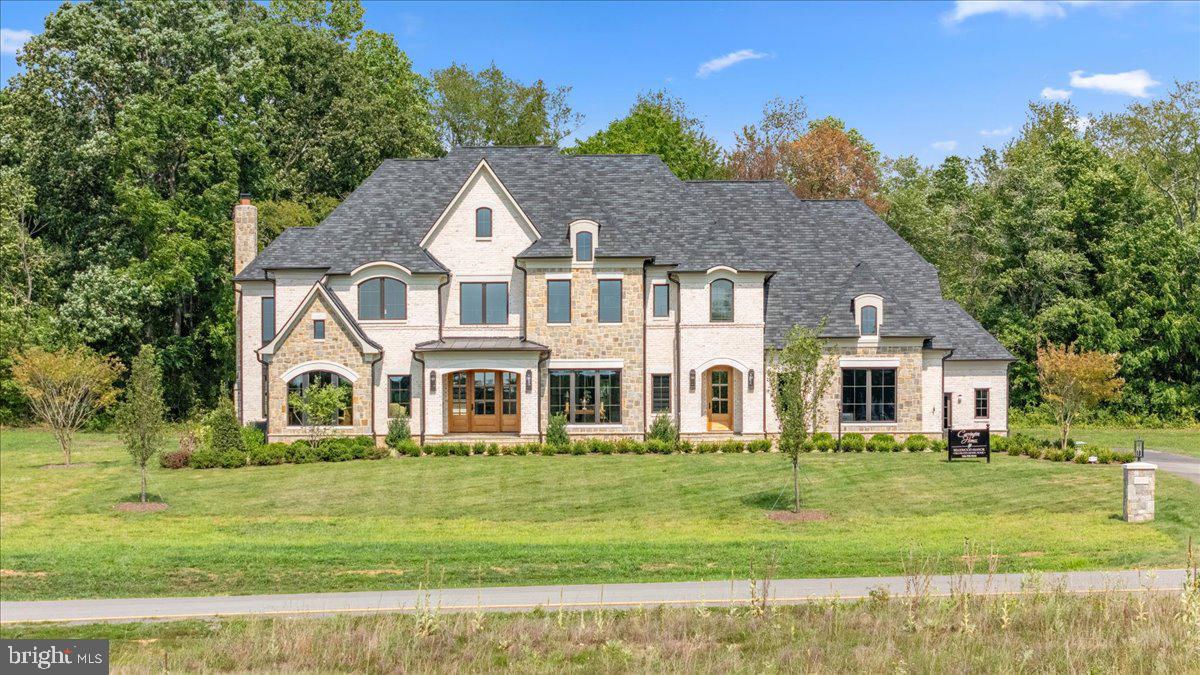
left=287, top=371, right=353, bottom=426
left=709, top=279, right=734, bottom=322
left=358, top=277, right=407, bottom=320
left=860, top=305, right=878, bottom=336
left=475, top=207, right=492, bottom=238
left=576, top=231, right=593, bottom=262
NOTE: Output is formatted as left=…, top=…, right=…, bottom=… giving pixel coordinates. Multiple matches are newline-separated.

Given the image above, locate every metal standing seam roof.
left=239, top=146, right=1013, bottom=361
left=414, top=337, right=550, bottom=352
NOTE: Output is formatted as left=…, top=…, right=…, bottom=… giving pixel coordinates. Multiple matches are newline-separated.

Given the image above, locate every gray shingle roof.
left=240, top=147, right=1012, bottom=361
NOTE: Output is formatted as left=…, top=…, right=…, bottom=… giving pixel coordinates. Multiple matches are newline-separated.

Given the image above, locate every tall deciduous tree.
left=116, top=344, right=167, bottom=502
left=571, top=91, right=725, bottom=180
left=12, top=346, right=123, bottom=465
left=431, top=63, right=581, bottom=148
left=1037, top=344, right=1124, bottom=450
left=768, top=325, right=836, bottom=513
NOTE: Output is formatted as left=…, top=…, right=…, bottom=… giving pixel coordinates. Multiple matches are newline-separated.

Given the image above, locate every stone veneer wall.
left=266, top=294, right=374, bottom=440
left=816, top=344, right=926, bottom=435
left=525, top=266, right=645, bottom=436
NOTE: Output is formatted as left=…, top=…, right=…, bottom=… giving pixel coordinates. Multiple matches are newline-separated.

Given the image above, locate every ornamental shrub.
left=721, top=440, right=746, bottom=454
left=569, top=440, right=589, bottom=455
left=546, top=413, right=570, bottom=448
left=160, top=447, right=192, bottom=469
left=1044, top=448, right=1066, bottom=462
left=472, top=441, right=489, bottom=456
left=647, top=414, right=678, bottom=443
left=812, top=432, right=836, bottom=452
left=396, top=440, right=421, bottom=457
left=676, top=439, right=695, bottom=454
left=510, top=443, right=531, bottom=456
left=249, top=442, right=287, bottom=466
left=930, top=438, right=948, bottom=453
left=748, top=439, right=773, bottom=453
left=207, top=403, right=246, bottom=456
left=1114, top=451, right=1135, bottom=463
left=240, top=424, right=265, bottom=452
left=1073, top=451, right=1090, bottom=464
left=1096, top=448, right=1114, bottom=464
left=840, top=433, right=866, bottom=452
left=904, top=434, right=930, bottom=452
left=615, top=438, right=641, bottom=454
left=286, top=440, right=319, bottom=463
left=867, top=433, right=897, bottom=452
left=646, top=439, right=672, bottom=454
left=385, top=411, right=411, bottom=450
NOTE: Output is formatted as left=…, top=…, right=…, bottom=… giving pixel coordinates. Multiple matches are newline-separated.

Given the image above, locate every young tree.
left=1037, top=343, right=1124, bottom=450
left=570, top=91, right=726, bottom=180
left=288, top=382, right=351, bottom=447
left=768, top=325, right=836, bottom=512
left=12, top=346, right=123, bottom=465
left=115, top=344, right=167, bottom=502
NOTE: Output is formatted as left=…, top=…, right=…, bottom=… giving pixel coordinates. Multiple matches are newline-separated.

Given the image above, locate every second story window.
left=547, top=280, right=571, bottom=324
left=461, top=282, right=508, bottom=325
left=860, top=305, right=878, bottom=336
left=261, top=296, right=275, bottom=344
left=358, top=277, right=407, bottom=320
left=598, top=279, right=622, bottom=323
left=475, top=207, right=492, bottom=238
left=710, top=279, right=734, bottom=322
left=576, top=231, right=593, bottom=262
left=652, top=284, right=669, bottom=317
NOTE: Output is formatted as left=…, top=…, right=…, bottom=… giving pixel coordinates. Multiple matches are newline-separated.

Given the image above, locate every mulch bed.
left=114, top=502, right=169, bottom=513
left=766, top=509, right=830, bottom=523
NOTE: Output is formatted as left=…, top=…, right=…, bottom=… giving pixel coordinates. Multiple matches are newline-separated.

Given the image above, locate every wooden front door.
left=447, top=370, right=520, bottom=433
left=706, top=366, right=733, bottom=431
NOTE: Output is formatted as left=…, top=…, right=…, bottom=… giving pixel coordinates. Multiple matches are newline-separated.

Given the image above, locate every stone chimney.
left=233, top=193, right=258, bottom=277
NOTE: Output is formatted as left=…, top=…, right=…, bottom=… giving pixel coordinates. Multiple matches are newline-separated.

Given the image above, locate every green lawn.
left=1014, top=426, right=1200, bottom=458
left=2, top=428, right=1198, bottom=601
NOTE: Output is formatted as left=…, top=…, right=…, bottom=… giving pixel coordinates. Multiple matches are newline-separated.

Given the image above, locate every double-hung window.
left=651, top=374, right=671, bottom=413
left=549, top=369, right=621, bottom=424
left=974, top=389, right=990, bottom=419
left=547, top=280, right=571, bottom=324
left=460, top=282, right=508, bottom=325
left=841, top=368, right=896, bottom=422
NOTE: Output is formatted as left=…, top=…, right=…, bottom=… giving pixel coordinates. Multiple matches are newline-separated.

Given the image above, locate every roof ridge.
left=452, top=144, right=559, bottom=150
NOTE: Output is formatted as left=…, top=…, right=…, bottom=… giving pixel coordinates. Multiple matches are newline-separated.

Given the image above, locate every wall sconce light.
left=525, top=369, right=533, bottom=393
left=689, top=369, right=696, bottom=392
left=748, top=369, right=755, bottom=392
left=429, top=370, right=437, bottom=394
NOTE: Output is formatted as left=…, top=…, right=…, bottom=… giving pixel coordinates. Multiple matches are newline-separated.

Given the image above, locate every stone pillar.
left=1122, top=462, right=1157, bottom=523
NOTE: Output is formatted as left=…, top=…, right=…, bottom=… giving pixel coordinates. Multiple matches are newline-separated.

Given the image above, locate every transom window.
left=710, top=279, right=734, bottom=322
left=652, top=284, right=669, bottom=318
left=549, top=369, right=621, bottom=424
left=460, top=282, right=508, bottom=325
left=287, top=371, right=352, bottom=426
left=547, top=280, right=571, bottom=324
left=358, top=277, right=407, bottom=320
left=975, top=389, right=990, bottom=419
left=841, top=368, right=896, bottom=422
left=860, top=305, right=878, bottom=336
left=598, top=279, right=622, bottom=323
left=475, top=207, right=492, bottom=238
left=651, top=374, right=671, bottom=413
left=576, top=231, right=593, bottom=262
left=389, top=375, right=412, bottom=418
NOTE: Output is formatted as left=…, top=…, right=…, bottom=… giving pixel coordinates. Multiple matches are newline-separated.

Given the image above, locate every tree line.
left=1, top=0, right=1196, bottom=424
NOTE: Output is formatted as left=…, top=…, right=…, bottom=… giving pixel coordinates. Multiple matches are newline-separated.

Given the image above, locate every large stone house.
left=233, top=146, right=1012, bottom=444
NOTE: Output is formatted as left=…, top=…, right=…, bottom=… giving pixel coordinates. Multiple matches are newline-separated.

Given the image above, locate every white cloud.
left=932, top=140, right=959, bottom=152
left=0, top=28, right=33, bottom=55
left=942, top=1, right=1139, bottom=25
left=1071, top=115, right=1094, bottom=134
left=1068, top=69, right=1159, bottom=97
left=695, top=49, right=768, bottom=78
left=979, top=126, right=1013, bottom=137
left=1041, top=87, right=1073, bottom=101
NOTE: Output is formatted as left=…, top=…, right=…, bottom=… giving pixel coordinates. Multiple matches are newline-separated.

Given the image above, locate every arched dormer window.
left=860, top=305, right=878, bottom=336
left=710, top=279, right=734, bottom=322
left=576, top=231, right=593, bottom=262
left=475, top=207, right=492, bottom=238
left=358, top=277, right=407, bottom=320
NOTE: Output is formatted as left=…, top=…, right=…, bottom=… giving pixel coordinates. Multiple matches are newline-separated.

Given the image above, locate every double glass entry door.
left=448, top=370, right=520, bottom=433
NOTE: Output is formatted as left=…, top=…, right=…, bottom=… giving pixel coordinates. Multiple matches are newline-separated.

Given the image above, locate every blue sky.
left=2, top=1, right=1197, bottom=164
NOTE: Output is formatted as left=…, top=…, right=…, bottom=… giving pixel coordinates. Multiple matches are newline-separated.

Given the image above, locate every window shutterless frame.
left=459, top=282, right=509, bottom=325
left=652, top=283, right=669, bottom=318
left=357, top=277, right=407, bottom=320
left=598, top=279, right=622, bottom=323
left=548, top=369, right=622, bottom=424
left=475, top=207, right=492, bottom=238
left=651, top=374, right=671, bottom=413
left=261, top=296, right=275, bottom=344
left=974, top=388, right=990, bottom=419
left=313, top=319, right=325, bottom=340
left=840, top=368, right=896, bottom=422
left=546, top=279, right=571, bottom=324
left=709, top=279, right=734, bottom=322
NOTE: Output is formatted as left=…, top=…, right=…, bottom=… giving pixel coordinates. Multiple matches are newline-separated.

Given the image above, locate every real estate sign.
left=948, top=428, right=990, bottom=463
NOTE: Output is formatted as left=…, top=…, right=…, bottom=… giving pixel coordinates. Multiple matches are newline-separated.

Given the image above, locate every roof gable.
left=420, top=158, right=541, bottom=248
left=258, top=282, right=381, bottom=359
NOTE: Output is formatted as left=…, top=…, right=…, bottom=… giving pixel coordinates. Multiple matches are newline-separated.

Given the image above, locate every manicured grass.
left=4, top=588, right=1196, bottom=672
left=1014, top=426, right=1200, bottom=458
left=1, top=428, right=1198, bottom=601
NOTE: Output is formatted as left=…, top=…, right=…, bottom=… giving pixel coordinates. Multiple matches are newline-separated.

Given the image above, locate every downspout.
left=413, top=350, right=427, bottom=446
left=514, top=258, right=529, bottom=341
left=941, top=348, right=954, bottom=440
left=537, top=350, right=549, bottom=444
left=641, top=261, right=649, bottom=440
left=668, top=272, right=682, bottom=431
left=436, top=274, right=451, bottom=340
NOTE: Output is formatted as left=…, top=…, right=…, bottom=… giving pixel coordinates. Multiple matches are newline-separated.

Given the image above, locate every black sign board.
left=948, top=428, right=990, bottom=462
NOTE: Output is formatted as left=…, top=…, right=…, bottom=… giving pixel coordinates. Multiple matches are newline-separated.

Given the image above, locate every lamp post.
left=1134, top=438, right=1144, bottom=462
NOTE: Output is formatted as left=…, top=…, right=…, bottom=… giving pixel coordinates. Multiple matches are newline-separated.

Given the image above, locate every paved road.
left=1143, top=449, right=1200, bottom=485
left=0, top=569, right=1187, bottom=625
